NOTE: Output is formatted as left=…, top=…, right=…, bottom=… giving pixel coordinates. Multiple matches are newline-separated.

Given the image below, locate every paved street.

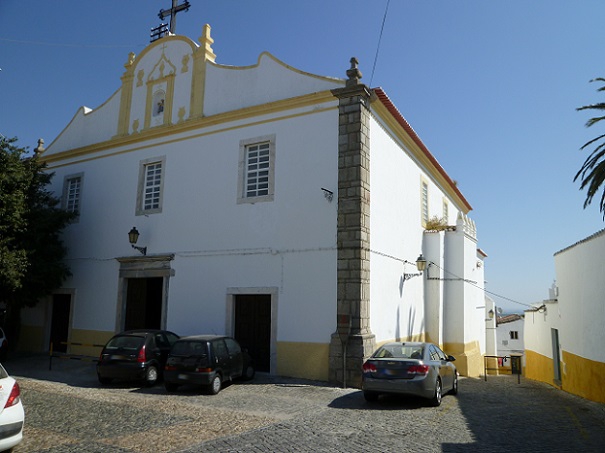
left=5, top=354, right=605, bottom=452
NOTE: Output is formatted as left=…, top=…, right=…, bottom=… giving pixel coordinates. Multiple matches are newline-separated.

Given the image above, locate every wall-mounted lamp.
left=403, top=254, right=427, bottom=281
left=128, top=227, right=147, bottom=255
left=321, top=187, right=334, bottom=202
left=488, top=309, right=495, bottom=319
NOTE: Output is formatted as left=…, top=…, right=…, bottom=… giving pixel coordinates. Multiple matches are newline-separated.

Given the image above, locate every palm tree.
left=576, top=78, right=605, bottom=218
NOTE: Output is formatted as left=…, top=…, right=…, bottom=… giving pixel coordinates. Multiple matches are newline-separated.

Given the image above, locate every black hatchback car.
left=164, top=335, right=254, bottom=394
left=97, top=329, right=179, bottom=386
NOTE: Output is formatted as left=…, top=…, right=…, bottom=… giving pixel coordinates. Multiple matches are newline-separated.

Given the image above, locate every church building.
left=22, top=19, right=487, bottom=385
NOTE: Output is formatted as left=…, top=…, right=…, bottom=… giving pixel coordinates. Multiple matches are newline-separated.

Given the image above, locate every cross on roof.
left=158, top=0, right=191, bottom=34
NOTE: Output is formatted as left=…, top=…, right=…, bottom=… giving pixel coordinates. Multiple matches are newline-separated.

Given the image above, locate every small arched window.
left=152, top=90, right=165, bottom=117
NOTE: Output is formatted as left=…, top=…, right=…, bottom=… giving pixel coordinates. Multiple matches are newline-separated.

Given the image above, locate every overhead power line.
left=370, top=0, right=391, bottom=87
left=0, top=37, right=145, bottom=49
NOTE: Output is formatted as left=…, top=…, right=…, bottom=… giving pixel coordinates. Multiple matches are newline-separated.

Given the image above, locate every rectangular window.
left=238, top=135, right=275, bottom=204
left=144, top=162, right=162, bottom=210
left=62, top=173, right=83, bottom=221
left=245, top=142, right=270, bottom=197
left=66, top=177, right=81, bottom=212
left=136, top=157, right=165, bottom=215
left=421, top=180, right=429, bottom=225
left=510, top=331, right=519, bottom=340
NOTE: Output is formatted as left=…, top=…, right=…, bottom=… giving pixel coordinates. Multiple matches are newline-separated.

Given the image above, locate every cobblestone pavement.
left=5, top=354, right=605, bottom=452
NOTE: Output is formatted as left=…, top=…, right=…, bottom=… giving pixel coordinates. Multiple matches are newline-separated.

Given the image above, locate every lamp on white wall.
left=403, top=254, right=427, bottom=280
left=128, top=227, right=147, bottom=255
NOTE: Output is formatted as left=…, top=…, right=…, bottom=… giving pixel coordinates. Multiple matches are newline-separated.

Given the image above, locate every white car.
left=0, top=363, right=24, bottom=451
left=0, top=328, right=7, bottom=361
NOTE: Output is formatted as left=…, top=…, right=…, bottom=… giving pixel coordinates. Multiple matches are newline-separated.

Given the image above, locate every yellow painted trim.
left=525, top=349, right=555, bottom=386
left=561, top=350, right=605, bottom=404
left=66, top=329, right=114, bottom=357
left=442, top=340, right=483, bottom=378
left=277, top=341, right=329, bottom=381
left=44, top=91, right=337, bottom=168
left=372, top=100, right=470, bottom=214
left=116, top=53, right=137, bottom=137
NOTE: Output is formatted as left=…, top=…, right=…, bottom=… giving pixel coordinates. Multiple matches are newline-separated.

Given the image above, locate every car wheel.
left=242, top=364, right=255, bottom=381
left=207, top=374, right=222, bottom=395
left=363, top=391, right=379, bottom=402
left=98, top=374, right=112, bottom=385
left=144, top=366, right=158, bottom=387
left=450, top=373, right=459, bottom=395
left=165, top=382, right=178, bottom=392
left=430, top=378, right=442, bottom=407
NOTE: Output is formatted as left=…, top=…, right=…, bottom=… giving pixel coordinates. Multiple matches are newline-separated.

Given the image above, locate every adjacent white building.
left=496, top=314, right=524, bottom=368
left=20, top=23, right=487, bottom=384
left=525, top=230, right=605, bottom=403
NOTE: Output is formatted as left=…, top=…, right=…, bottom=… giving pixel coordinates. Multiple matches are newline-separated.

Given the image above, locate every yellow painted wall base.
left=526, top=348, right=605, bottom=404
left=525, top=349, right=555, bottom=385
left=277, top=341, right=329, bottom=381
left=68, top=329, right=114, bottom=357
left=443, top=341, right=483, bottom=377
left=562, top=350, right=605, bottom=404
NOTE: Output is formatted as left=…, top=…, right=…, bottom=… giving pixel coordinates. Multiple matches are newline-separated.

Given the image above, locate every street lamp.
left=128, top=227, right=147, bottom=255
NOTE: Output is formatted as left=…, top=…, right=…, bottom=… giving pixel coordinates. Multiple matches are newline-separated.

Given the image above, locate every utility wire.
left=0, top=37, right=145, bottom=49
left=370, top=0, right=391, bottom=87
left=428, top=261, right=536, bottom=309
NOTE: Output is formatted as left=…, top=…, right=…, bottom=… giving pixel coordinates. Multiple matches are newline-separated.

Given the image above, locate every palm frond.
left=576, top=78, right=605, bottom=219
left=580, top=133, right=605, bottom=151
left=577, top=103, right=605, bottom=113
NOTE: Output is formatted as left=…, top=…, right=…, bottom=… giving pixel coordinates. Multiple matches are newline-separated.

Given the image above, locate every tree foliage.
left=575, top=78, right=605, bottom=218
left=0, top=137, right=75, bottom=346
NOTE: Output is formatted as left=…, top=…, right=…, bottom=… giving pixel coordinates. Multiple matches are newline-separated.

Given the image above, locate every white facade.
left=22, top=24, right=485, bottom=382
left=496, top=315, right=525, bottom=367
left=524, top=229, right=605, bottom=403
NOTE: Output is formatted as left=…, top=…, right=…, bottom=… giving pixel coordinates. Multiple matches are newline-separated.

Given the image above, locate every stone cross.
left=158, top=0, right=191, bottom=34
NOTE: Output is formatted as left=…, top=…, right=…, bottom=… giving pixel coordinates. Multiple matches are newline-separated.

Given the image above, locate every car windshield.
left=374, top=344, right=424, bottom=359
left=0, top=363, right=7, bottom=379
left=171, top=341, right=208, bottom=357
left=105, top=335, right=145, bottom=352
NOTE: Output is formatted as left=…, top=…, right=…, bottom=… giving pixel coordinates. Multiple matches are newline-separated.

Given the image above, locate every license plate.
left=178, top=374, right=189, bottom=380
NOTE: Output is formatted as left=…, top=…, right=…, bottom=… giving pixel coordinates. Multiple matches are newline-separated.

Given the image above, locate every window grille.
left=421, top=181, right=429, bottom=224
left=66, top=176, right=81, bottom=213
left=245, top=142, right=271, bottom=198
left=144, top=162, right=162, bottom=210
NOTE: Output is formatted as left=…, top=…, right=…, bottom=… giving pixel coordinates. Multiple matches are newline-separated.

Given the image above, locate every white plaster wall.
left=485, top=296, right=497, bottom=356
left=555, top=230, right=605, bottom=362
left=368, top=114, right=469, bottom=343
left=47, top=91, right=121, bottom=153
left=204, top=53, right=343, bottom=116
left=369, top=116, right=425, bottom=342
left=47, top=104, right=338, bottom=342
left=497, top=318, right=525, bottom=355
left=524, top=305, right=558, bottom=358
left=424, top=232, right=445, bottom=344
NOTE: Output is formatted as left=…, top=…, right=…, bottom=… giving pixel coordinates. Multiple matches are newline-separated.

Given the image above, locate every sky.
left=1, top=1, right=605, bottom=313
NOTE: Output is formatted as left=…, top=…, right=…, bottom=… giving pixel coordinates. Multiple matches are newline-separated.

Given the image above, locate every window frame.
left=62, top=172, right=84, bottom=221
left=136, top=156, right=166, bottom=216
left=237, top=134, right=276, bottom=204
left=420, top=178, right=429, bottom=227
